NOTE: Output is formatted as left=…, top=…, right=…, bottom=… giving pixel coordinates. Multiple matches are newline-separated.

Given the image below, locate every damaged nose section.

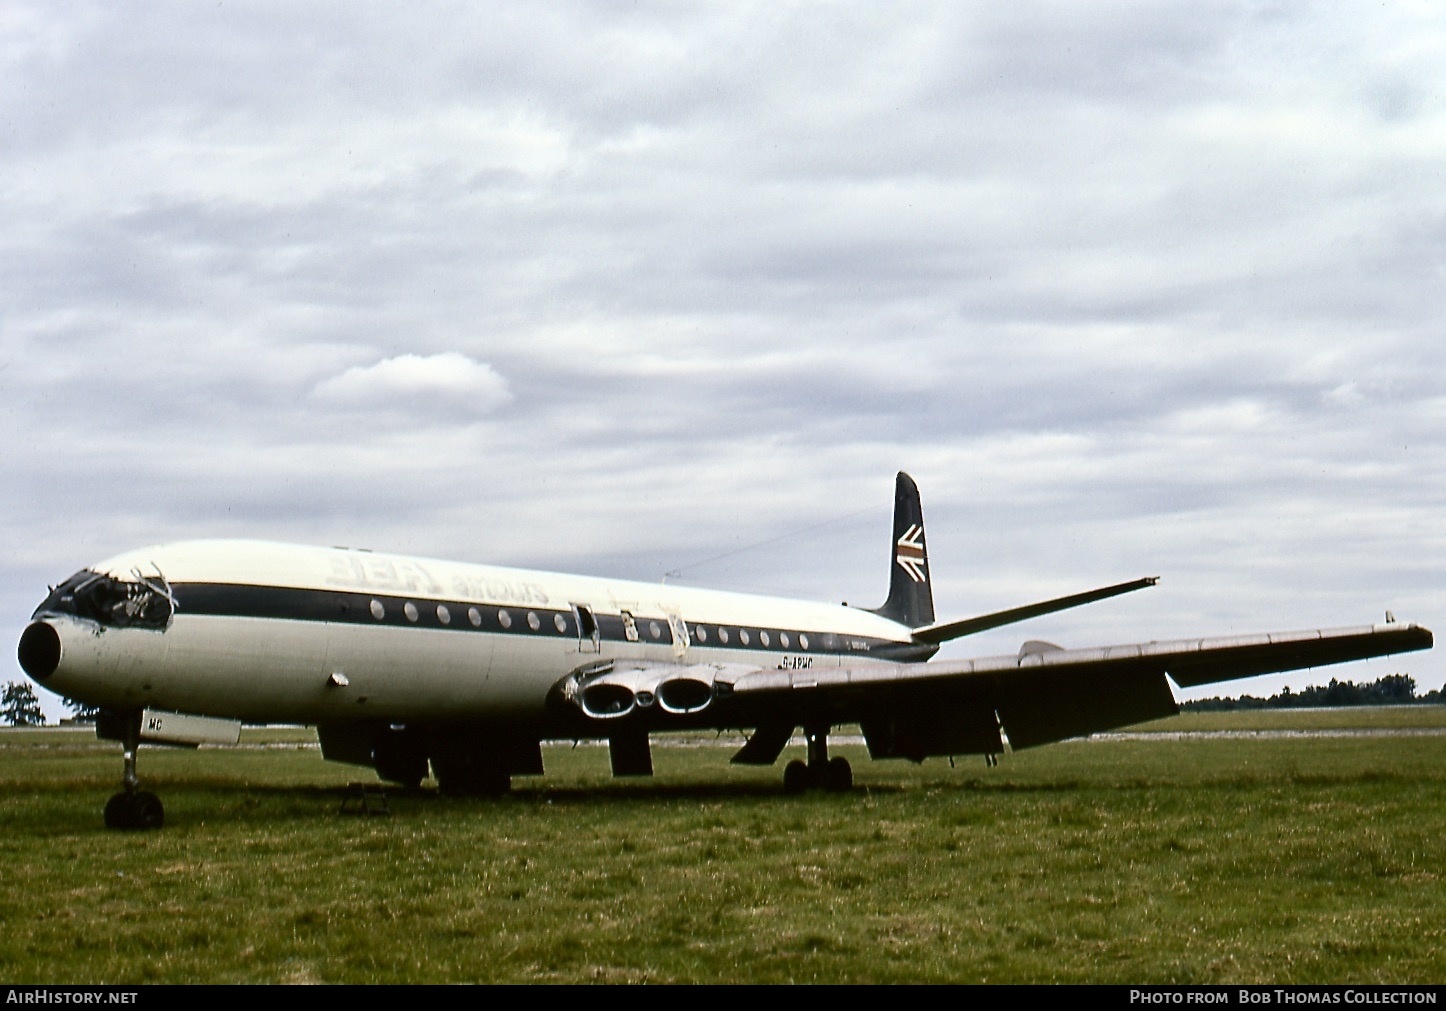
left=31, top=567, right=175, bottom=631
left=18, top=621, right=62, bottom=682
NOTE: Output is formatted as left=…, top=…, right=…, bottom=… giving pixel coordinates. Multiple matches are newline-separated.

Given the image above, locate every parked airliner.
left=18, top=473, right=1432, bottom=829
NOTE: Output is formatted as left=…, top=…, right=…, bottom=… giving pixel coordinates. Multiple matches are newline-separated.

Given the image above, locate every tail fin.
left=869, top=472, right=936, bottom=628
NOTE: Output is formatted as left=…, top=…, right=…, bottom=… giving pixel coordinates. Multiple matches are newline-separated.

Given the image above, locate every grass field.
left=2, top=708, right=1444, bottom=985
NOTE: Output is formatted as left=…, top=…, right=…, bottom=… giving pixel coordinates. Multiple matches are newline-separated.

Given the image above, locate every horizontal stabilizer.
left=911, top=577, right=1158, bottom=644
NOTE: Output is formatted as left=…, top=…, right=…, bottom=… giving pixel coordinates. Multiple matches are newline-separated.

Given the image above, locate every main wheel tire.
left=824, top=756, right=853, bottom=791
left=783, top=759, right=811, bottom=793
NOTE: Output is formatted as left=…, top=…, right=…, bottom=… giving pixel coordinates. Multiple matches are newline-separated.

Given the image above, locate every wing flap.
left=996, top=664, right=1178, bottom=749
left=861, top=691, right=1005, bottom=760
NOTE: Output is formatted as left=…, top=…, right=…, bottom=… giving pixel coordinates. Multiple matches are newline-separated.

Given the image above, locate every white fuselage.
left=35, top=539, right=915, bottom=729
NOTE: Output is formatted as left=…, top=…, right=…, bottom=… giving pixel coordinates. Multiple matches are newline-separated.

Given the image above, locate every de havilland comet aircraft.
left=18, top=473, right=1433, bottom=829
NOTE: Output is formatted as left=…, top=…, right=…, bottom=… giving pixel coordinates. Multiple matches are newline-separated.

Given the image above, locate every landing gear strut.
left=102, top=711, right=164, bottom=830
left=782, top=722, right=853, bottom=793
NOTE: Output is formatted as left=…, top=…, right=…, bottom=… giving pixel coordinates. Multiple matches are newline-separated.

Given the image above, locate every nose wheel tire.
left=104, top=790, right=164, bottom=830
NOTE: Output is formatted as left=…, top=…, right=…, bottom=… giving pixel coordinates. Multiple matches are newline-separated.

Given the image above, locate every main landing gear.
left=101, top=711, right=164, bottom=830
left=782, top=723, right=853, bottom=793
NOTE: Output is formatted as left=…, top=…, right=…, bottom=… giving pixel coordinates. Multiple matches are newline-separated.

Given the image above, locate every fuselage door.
left=572, top=604, right=600, bottom=654
left=665, top=612, right=690, bottom=660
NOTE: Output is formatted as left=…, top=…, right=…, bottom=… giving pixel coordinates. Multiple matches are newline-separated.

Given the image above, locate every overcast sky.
left=4, top=2, right=1442, bottom=723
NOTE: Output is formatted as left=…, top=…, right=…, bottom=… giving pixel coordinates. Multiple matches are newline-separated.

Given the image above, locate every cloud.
left=310, top=353, right=512, bottom=414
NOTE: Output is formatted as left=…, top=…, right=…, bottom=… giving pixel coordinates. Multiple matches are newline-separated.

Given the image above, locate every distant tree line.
left=1, top=680, right=45, bottom=726
left=0, top=681, right=98, bottom=727
left=1183, top=674, right=1444, bottom=711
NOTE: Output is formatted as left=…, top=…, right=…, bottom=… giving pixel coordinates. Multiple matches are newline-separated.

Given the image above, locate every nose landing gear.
left=100, top=710, right=164, bottom=830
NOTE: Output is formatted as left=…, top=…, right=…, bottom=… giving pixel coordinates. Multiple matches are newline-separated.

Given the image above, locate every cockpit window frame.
left=33, top=568, right=176, bottom=631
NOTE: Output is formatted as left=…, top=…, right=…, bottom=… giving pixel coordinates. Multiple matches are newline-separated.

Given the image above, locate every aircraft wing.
left=720, top=620, right=1433, bottom=753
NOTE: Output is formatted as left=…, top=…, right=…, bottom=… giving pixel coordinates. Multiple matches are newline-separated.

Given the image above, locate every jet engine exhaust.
left=655, top=676, right=714, bottom=714
left=578, top=682, right=639, bottom=719
left=567, top=663, right=745, bottom=721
